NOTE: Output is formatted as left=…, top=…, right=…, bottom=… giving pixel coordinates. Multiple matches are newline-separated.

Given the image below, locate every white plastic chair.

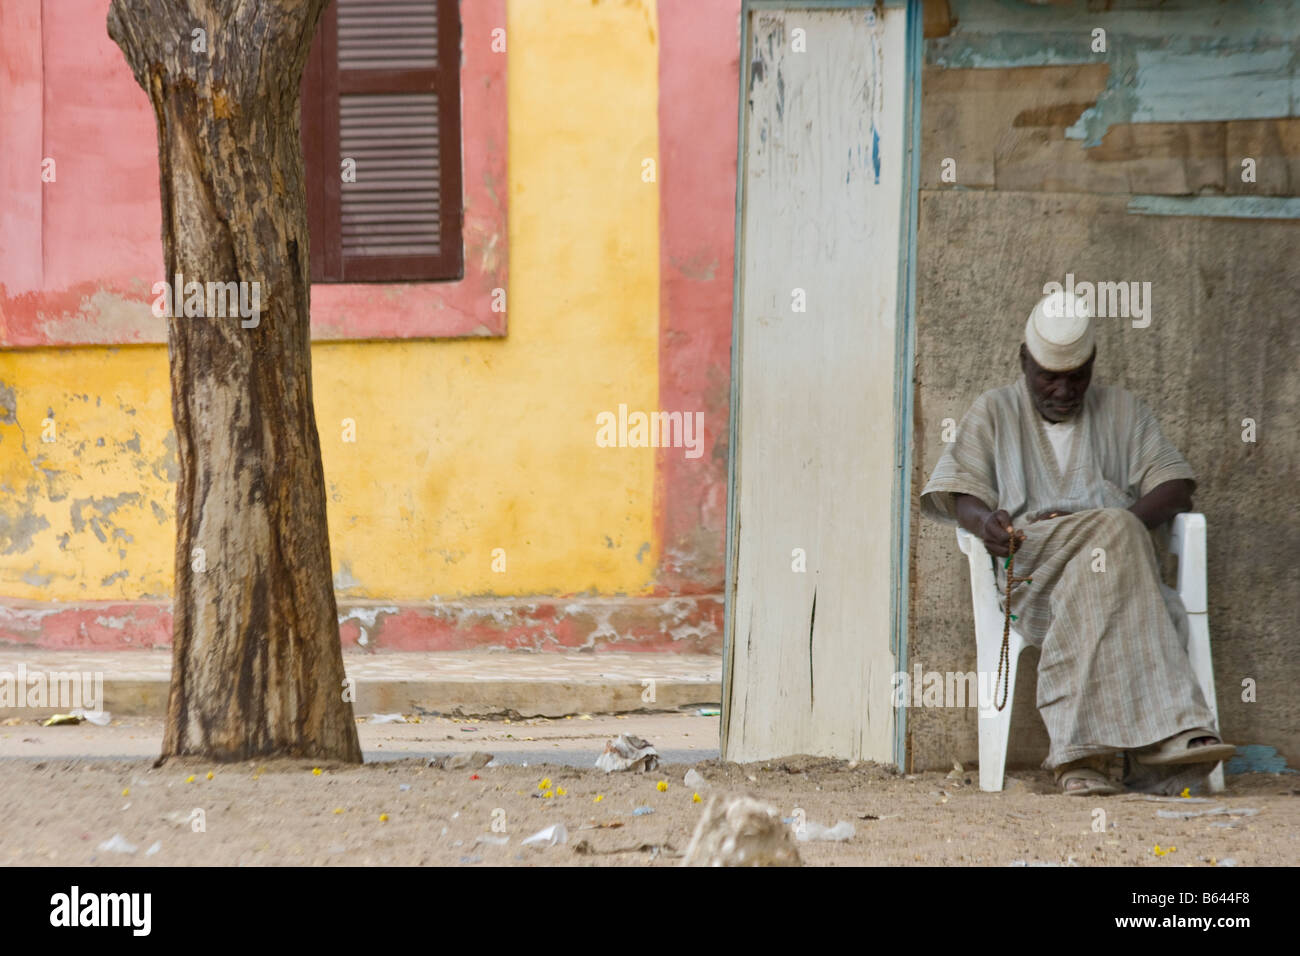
left=956, top=511, right=1224, bottom=793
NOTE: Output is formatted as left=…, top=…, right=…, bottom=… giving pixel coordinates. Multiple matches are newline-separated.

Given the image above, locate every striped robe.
left=921, top=377, right=1216, bottom=769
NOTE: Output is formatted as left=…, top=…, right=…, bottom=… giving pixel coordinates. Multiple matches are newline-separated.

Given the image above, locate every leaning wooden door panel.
left=725, top=7, right=908, bottom=763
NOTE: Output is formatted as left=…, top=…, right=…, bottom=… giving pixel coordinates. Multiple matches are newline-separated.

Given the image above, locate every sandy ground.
left=0, top=714, right=1296, bottom=866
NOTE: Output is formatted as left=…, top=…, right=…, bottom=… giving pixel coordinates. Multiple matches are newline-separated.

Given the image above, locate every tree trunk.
left=109, top=0, right=361, bottom=762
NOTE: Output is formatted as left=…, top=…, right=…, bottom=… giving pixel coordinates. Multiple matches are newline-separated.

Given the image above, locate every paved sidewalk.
left=0, top=648, right=722, bottom=718
left=0, top=712, right=721, bottom=766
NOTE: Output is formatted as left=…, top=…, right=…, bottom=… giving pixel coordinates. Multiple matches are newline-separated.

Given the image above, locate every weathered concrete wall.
left=910, top=0, right=1300, bottom=771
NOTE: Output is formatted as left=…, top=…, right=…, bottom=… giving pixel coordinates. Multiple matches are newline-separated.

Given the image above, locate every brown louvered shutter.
left=301, top=0, right=463, bottom=282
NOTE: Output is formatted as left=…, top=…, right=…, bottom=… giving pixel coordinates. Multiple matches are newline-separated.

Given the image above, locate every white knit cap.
left=1025, top=291, right=1095, bottom=371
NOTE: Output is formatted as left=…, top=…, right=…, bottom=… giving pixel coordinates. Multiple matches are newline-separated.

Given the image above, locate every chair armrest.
left=957, top=525, right=1003, bottom=614
left=1169, top=512, right=1207, bottom=614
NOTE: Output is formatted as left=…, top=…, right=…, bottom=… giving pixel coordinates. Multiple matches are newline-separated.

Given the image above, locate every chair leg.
left=1184, top=615, right=1225, bottom=793
left=1173, top=514, right=1224, bottom=793
left=978, top=630, right=1024, bottom=792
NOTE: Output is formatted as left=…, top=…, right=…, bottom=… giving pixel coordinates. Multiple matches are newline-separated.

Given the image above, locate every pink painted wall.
left=0, top=0, right=50, bottom=307
left=0, top=0, right=506, bottom=346
left=655, top=0, right=740, bottom=594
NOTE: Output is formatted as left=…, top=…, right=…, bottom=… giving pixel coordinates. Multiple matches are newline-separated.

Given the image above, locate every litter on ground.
left=795, top=820, right=855, bottom=842
left=595, top=734, right=660, bottom=773
left=521, top=824, right=567, bottom=848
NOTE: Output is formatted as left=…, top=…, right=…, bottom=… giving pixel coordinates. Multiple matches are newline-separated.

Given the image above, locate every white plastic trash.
left=97, top=834, right=139, bottom=855
left=795, top=821, right=855, bottom=843
left=521, top=823, right=567, bottom=848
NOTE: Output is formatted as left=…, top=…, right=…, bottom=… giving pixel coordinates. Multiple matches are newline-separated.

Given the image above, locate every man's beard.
left=1036, top=395, right=1081, bottom=422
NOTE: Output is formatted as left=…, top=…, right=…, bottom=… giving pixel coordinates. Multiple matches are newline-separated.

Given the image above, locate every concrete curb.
left=2, top=676, right=723, bottom=720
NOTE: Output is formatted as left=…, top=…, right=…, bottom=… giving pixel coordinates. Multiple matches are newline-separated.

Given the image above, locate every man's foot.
left=1134, top=729, right=1236, bottom=767
left=1054, top=757, right=1121, bottom=796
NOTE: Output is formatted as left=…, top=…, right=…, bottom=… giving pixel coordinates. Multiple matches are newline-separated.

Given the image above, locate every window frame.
left=301, top=0, right=465, bottom=283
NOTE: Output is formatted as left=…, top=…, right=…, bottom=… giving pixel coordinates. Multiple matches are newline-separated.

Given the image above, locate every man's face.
left=1020, top=344, right=1094, bottom=423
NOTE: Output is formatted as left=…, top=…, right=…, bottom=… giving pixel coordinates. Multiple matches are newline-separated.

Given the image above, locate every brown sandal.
left=1055, top=757, right=1121, bottom=797
left=1135, top=729, right=1236, bottom=767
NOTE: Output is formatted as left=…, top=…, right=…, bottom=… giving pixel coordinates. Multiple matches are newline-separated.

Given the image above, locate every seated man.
left=920, top=291, right=1234, bottom=796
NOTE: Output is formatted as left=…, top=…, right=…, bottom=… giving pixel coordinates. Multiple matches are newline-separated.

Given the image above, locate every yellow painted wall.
left=0, top=347, right=175, bottom=599
left=0, top=0, right=660, bottom=602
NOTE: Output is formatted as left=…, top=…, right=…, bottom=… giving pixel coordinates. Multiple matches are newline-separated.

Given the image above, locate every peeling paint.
left=1127, top=195, right=1300, bottom=220
left=333, top=561, right=362, bottom=590
left=0, top=604, right=66, bottom=627
left=69, top=493, right=142, bottom=535
left=1066, top=45, right=1297, bottom=146
left=338, top=605, right=401, bottom=630
left=0, top=506, right=50, bottom=555
left=870, top=10, right=884, bottom=185
left=0, top=382, right=16, bottom=425
left=33, top=290, right=161, bottom=345
left=337, top=604, right=400, bottom=647
left=0, top=596, right=724, bottom=653
left=931, top=0, right=1300, bottom=147
left=0, top=602, right=172, bottom=649
left=930, top=0, right=1300, bottom=68
left=153, top=431, right=179, bottom=483
left=660, top=596, right=721, bottom=644
left=21, top=566, right=52, bottom=587
left=587, top=606, right=622, bottom=647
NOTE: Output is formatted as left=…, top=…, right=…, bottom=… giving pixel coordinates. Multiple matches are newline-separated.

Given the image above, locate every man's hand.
left=1129, top=478, right=1194, bottom=530
left=955, top=494, right=1026, bottom=558
left=980, top=509, right=1024, bottom=558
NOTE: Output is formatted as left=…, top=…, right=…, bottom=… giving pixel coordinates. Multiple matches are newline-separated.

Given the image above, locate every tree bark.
left=109, top=0, right=361, bottom=762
